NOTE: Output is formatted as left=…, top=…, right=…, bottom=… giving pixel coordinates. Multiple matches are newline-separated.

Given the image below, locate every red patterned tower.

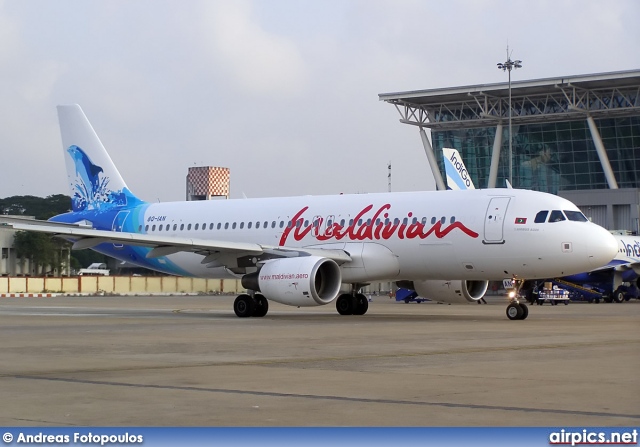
left=186, top=166, right=230, bottom=200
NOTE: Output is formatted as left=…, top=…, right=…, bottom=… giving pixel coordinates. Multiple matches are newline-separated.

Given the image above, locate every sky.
left=0, top=0, right=638, bottom=202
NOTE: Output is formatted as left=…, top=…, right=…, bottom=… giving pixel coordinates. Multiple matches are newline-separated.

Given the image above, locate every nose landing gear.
left=505, top=276, right=529, bottom=320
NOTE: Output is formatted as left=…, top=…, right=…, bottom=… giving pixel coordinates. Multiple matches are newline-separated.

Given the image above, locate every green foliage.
left=13, top=230, right=69, bottom=275
left=0, top=194, right=71, bottom=219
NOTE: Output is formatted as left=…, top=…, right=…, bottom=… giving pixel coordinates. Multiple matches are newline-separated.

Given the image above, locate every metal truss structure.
left=379, top=70, right=640, bottom=190
left=379, top=70, right=640, bottom=130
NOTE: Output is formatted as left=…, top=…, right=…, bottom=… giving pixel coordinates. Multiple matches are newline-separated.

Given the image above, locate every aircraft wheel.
left=404, top=298, right=410, bottom=304
left=253, top=294, right=269, bottom=317
left=506, top=302, right=523, bottom=320
left=234, top=294, right=254, bottom=318
left=594, top=298, right=600, bottom=304
left=336, top=294, right=354, bottom=315
left=519, top=303, right=529, bottom=320
left=353, top=293, right=369, bottom=315
left=613, top=290, right=625, bottom=303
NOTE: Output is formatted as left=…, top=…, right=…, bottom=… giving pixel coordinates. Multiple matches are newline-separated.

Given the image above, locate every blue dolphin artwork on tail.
left=67, top=145, right=127, bottom=211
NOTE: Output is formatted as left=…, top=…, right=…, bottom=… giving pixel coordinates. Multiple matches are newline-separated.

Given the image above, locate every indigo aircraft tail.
left=443, top=148, right=475, bottom=190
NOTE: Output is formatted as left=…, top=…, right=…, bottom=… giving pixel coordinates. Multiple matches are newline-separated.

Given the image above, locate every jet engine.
left=241, top=256, right=342, bottom=307
left=412, top=279, right=489, bottom=304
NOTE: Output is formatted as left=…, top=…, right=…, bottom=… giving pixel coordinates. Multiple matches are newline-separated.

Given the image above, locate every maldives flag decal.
left=515, top=217, right=527, bottom=224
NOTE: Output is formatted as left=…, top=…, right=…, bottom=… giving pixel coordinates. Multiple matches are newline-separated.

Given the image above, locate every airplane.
left=442, top=148, right=639, bottom=304
left=521, top=233, right=640, bottom=304
left=443, top=148, right=475, bottom=190
left=0, top=105, right=618, bottom=320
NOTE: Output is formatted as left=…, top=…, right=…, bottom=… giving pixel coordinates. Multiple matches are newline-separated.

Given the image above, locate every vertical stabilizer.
left=58, top=105, right=143, bottom=211
left=443, top=148, right=475, bottom=190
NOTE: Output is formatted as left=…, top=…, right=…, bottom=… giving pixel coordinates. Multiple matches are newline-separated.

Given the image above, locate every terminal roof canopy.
left=379, top=69, right=640, bottom=129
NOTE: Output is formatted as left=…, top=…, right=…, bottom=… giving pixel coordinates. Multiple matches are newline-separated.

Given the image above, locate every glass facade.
left=432, top=116, right=640, bottom=193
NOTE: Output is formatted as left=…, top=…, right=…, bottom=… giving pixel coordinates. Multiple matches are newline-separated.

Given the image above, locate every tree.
left=0, top=194, right=71, bottom=219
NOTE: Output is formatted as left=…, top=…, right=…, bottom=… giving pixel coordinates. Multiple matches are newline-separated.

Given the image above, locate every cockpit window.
left=564, top=210, right=588, bottom=222
left=548, top=210, right=566, bottom=223
left=534, top=210, right=549, bottom=223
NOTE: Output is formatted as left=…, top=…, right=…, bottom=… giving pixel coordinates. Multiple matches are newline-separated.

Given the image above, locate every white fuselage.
left=109, top=188, right=617, bottom=283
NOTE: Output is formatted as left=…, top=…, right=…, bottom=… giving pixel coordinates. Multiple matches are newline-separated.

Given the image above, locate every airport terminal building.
left=380, top=70, right=640, bottom=232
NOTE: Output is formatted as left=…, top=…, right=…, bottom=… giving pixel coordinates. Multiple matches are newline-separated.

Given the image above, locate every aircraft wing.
left=589, top=260, right=640, bottom=275
left=0, top=218, right=352, bottom=264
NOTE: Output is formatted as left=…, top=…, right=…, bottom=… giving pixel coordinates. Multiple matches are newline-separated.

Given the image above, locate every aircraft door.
left=483, top=197, right=511, bottom=244
left=112, top=210, right=130, bottom=249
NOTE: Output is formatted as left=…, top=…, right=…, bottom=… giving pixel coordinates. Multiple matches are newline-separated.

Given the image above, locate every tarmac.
left=0, top=294, right=638, bottom=427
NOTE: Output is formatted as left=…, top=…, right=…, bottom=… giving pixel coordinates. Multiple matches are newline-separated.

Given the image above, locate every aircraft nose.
left=587, top=226, right=618, bottom=268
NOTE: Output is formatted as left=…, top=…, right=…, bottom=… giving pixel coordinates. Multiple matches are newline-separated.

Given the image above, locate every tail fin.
left=443, top=148, right=475, bottom=190
left=58, top=105, right=144, bottom=211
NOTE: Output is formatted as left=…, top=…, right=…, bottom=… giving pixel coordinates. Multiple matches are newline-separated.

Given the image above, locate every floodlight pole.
left=497, top=48, right=522, bottom=186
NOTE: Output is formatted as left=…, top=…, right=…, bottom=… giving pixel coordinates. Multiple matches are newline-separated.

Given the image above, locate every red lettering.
left=278, top=204, right=479, bottom=246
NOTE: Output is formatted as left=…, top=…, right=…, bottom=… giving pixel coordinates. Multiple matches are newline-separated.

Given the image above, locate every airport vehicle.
left=0, top=105, right=618, bottom=320
left=77, top=262, right=110, bottom=276
left=395, top=288, right=429, bottom=303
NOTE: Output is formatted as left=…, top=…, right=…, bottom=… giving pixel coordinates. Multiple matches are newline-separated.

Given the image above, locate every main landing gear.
left=234, top=293, right=269, bottom=318
left=505, top=275, right=529, bottom=320
left=335, top=292, right=369, bottom=316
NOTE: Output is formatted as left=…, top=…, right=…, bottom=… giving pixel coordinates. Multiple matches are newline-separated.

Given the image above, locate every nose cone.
left=587, top=226, right=618, bottom=268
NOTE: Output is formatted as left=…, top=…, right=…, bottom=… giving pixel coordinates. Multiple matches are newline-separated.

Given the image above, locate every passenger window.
left=145, top=225, right=149, bottom=231
left=440, top=217, right=446, bottom=224
left=240, top=222, right=244, bottom=229
left=450, top=216, right=456, bottom=223
left=217, top=223, right=221, bottom=230
left=180, top=224, right=184, bottom=231
left=138, top=225, right=142, bottom=232
left=167, top=225, right=170, bottom=231
left=534, top=211, right=548, bottom=223
left=431, top=217, right=437, bottom=224
left=564, top=210, right=588, bottom=222
left=279, top=221, right=284, bottom=228
left=209, top=223, right=214, bottom=230
left=340, top=219, right=345, bottom=227
left=187, top=224, right=192, bottom=230
left=194, top=223, right=199, bottom=230
left=358, top=219, right=363, bottom=226
left=224, top=223, right=229, bottom=229
left=248, top=222, right=252, bottom=229
left=159, top=224, right=163, bottom=231
left=173, top=224, right=177, bottom=231
left=402, top=218, right=408, bottom=225
left=232, top=222, right=237, bottom=229
left=548, top=210, right=566, bottom=223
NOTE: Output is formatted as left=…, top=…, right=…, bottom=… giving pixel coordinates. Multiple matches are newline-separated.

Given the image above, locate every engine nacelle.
left=242, top=256, right=342, bottom=307
left=413, top=279, right=489, bottom=304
